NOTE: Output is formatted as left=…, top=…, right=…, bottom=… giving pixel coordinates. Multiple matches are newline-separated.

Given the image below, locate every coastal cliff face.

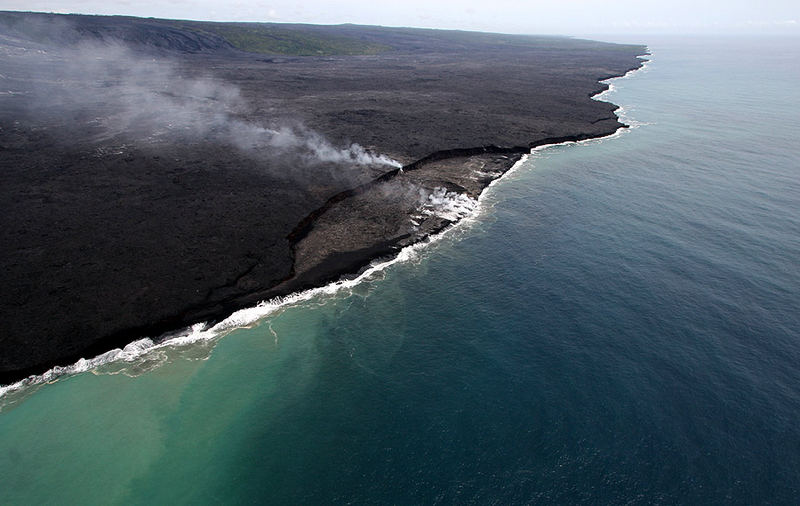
left=0, top=11, right=646, bottom=383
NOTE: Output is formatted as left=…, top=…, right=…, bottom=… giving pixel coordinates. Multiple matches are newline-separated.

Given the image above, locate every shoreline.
left=0, top=58, right=649, bottom=397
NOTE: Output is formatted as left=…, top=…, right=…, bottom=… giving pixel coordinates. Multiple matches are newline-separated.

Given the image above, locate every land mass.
left=0, top=11, right=646, bottom=384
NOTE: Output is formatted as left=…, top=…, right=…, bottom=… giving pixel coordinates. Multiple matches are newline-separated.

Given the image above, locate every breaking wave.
left=0, top=56, right=650, bottom=407
left=593, top=51, right=652, bottom=129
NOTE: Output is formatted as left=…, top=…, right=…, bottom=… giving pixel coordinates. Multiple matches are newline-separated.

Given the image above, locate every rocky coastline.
left=0, top=11, right=647, bottom=384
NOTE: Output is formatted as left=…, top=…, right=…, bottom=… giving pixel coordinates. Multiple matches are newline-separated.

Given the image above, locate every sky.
left=0, top=0, right=798, bottom=36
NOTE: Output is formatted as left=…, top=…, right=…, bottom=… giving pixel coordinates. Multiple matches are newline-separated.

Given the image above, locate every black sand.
left=0, top=12, right=646, bottom=383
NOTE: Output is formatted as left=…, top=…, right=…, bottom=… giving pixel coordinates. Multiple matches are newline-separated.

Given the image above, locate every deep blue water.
left=1, top=35, right=799, bottom=504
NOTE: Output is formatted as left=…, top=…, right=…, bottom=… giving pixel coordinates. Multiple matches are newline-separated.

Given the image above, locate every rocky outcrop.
left=0, top=11, right=647, bottom=384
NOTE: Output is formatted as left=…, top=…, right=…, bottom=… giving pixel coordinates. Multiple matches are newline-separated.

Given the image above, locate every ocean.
left=1, top=35, right=799, bottom=504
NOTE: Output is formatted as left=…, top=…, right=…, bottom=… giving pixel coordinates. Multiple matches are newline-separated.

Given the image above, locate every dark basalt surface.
left=0, top=11, right=646, bottom=384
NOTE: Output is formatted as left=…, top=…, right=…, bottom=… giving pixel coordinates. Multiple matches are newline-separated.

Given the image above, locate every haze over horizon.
left=1, top=0, right=798, bottom=37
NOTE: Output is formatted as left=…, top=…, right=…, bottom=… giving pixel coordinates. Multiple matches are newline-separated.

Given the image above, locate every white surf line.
left=0, top=55, right=651, bottom=403
left=592, top=49, right=652, bottom=130
left=0, top=159, right=524, bottom=402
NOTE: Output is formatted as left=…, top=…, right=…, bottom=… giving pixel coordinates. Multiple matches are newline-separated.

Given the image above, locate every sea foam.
left=0, top=56, right=651, bottom=407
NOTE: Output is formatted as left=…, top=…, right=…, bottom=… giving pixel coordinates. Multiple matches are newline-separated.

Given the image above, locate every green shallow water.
left=3, top=35, right=800, bottom=504
left=2, top=262, right=489, bottom=503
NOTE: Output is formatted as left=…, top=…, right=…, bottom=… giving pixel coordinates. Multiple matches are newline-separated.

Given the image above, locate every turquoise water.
left=2, top=36, right=800, bottom=503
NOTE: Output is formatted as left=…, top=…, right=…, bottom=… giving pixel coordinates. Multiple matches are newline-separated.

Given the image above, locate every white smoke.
left=419, top=187, right=478, bottom=222
left=231, top=124, right=401, bottom=167
left=15, top=41, right=401, bottom=169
